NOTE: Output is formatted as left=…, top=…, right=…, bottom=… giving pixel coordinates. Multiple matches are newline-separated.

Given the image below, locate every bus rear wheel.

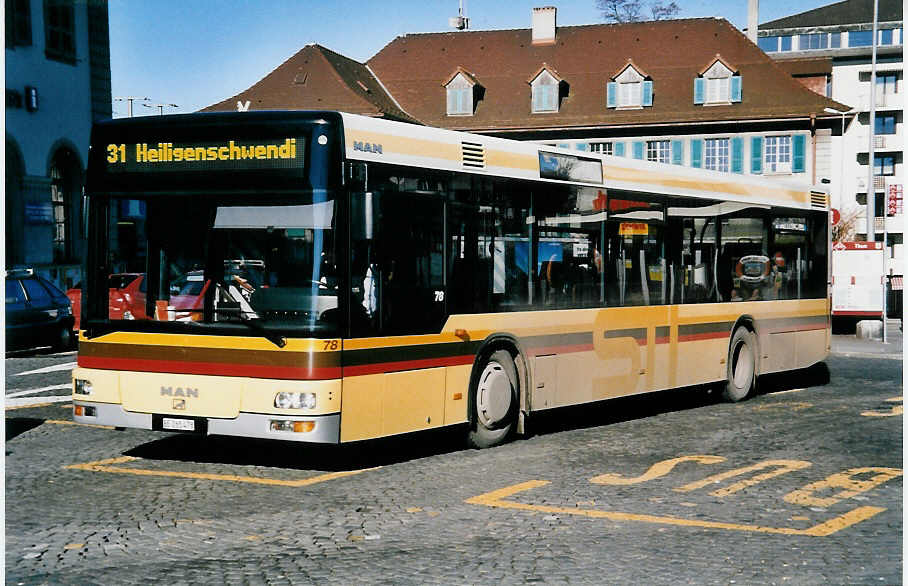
left=723, top=328, right=757, bottom=402
left=468, top=350, right=518, bottom=449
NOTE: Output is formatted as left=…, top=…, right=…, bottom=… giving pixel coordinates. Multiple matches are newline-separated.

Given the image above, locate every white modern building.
left=759, top=0, right=903, bottom=304
left=5, top=0, right=112, bottom=290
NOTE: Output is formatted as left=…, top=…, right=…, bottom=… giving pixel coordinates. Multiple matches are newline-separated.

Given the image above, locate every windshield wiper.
left=215, top=283, right=286, bottom=348
left=239, top=312, right=287, bottom=348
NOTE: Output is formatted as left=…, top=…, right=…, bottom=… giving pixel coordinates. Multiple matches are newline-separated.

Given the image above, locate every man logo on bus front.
left=160, top=386, right=199, bottom=398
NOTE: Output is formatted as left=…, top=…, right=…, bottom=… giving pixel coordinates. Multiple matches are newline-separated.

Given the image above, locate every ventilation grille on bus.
left=810, top=192, right=828, bottom=209
left=462, top=141, right=486, bottom=169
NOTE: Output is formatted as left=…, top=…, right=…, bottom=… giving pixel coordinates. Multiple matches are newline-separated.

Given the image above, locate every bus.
left=72, top=111, right=830, bottom=448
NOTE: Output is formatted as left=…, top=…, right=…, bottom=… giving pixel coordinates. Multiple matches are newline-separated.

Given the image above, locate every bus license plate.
left=162, top=417, right=195, bottom=431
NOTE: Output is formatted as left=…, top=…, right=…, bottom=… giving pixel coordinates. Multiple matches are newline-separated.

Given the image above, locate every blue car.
left=5, top=269, right=75, bottom=352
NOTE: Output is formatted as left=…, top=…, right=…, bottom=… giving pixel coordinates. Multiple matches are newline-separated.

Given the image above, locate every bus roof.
left=339, top=111, right=827, bottom=211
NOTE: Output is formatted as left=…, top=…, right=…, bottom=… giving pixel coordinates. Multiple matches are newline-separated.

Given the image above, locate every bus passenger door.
left=350, top=188, right=446, bottom=337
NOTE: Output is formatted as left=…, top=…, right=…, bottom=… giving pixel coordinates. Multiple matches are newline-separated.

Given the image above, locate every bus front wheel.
left=468, top=350, right=518, bottom=448
left=723, top=328, right=757, bottom=402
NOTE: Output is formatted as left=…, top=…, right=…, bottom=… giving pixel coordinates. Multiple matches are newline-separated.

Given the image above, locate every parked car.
left=65, top=273, right=143, bottom=331
left=6, top=268, right=75, bottom=351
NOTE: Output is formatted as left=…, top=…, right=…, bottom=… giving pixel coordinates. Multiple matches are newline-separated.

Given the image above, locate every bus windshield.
left=89, top=192, right=339, bottom=338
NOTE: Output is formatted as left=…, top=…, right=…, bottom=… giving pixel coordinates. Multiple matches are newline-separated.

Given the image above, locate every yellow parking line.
left=466, top=480, right=885, bottom=537
left=5, top=402, right=54, bottom=411
left=65, top=456, right=378, bottom=487
left=45, top=419, right=115, bottom=429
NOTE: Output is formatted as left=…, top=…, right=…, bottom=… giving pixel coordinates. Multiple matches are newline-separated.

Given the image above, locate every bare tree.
left=596, top=0, right=680, bottom=23
left=831, top=206, right=863, bottom=242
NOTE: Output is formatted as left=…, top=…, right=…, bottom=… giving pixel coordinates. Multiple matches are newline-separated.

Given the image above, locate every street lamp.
left=113, top=96, right=149, bottom=117
left=143, top=102, right=179, bottom=116
left=823, top=106, right=856, bottom=214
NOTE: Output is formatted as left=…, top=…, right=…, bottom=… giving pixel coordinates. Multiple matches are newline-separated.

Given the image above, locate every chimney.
left=746, top=0, right=759, bottom=43
left=532, top=6, right=556, bottom=45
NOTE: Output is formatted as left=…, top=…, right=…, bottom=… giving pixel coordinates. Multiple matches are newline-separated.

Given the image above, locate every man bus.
left=73, top=111, right=829, bottom=448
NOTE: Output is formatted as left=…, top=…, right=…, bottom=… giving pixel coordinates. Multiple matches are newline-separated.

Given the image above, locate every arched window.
left=49, top=147, right=80, bottom=263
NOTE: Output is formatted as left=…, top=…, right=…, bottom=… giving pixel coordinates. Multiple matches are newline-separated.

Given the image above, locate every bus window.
left=771, top=215, right=810, bottom=300
left=665, top=198, right=734, bottom=304
left=533, top=183, right=605, bottom=309
left=719, top=216, right=768, bottom=302
left=605, top=194, right=664, bottom=306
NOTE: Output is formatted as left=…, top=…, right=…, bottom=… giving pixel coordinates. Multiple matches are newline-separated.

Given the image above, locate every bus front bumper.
left=72, top=401, right=341, bottom=443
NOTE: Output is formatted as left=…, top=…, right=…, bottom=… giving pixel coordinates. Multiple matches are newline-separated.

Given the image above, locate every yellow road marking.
left=65, top=456, right=378, bottom=487
left=5, top=402, right=54, bottom=411
left=466, top=480, right=886, bottom=537
left=45, top=419, right=115, bottom=430
left=674, top=460, right=812, bottom=497
left=753, top=402, right=814, bottom=412
left=784, top=467, right=903, bottom=508
left=63, top=543, right=84, bottom=550
left=862, top=397, right=904, bottom=417
left=590, top=455, right=726, bottom=485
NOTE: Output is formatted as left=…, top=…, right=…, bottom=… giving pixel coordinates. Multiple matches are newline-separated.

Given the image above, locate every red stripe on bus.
left=527, top=343, right=595, bottom=356
left=654, top=336, right=671, bottom=345
left=831, top=311, right=882, bottom=317
left=77, top=356, right=342, bottom=380
left=677, top=332, right=731, bottom=343
left=342, top=355, right=475, bottom=376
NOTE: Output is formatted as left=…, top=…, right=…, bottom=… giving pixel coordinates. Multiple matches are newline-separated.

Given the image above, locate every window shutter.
left=671, top=140, right=683, bottom=165
left=614, top=142, right=626, bottom=157
left=633, top=141, right=644, bottom=159
left=607, top=82, right=617, bottom=108
left=690, top=139, right=703, bottom=168
left=693, top=78, right=705, bottom=105
left=792, top=134, right=806, bottom=173
left=731, top=137, right=744, bottom=173
left=731, top=76, right=742, bottom=102
left=751, top=137, right=763, bottom=174
left=642, top=81, right=653, bottom=107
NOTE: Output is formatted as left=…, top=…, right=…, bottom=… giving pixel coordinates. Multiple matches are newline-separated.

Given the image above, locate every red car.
left=118, top=271, right=209, bottom=322
left=66, top=273, right=143, bottom=331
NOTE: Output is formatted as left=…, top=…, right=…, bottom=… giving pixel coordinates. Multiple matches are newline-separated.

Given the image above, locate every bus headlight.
left=274, top=392, right=316, bottom=410
left=74, top=379, right=93, bottom=395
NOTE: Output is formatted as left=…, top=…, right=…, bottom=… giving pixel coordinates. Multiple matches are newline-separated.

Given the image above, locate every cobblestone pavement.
left=4, top=347, right=902, bottom=585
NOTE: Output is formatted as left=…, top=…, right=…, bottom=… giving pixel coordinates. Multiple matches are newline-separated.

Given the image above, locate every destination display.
left=538, top=151, right=603, bottom=185
left=104, top=138, right=304, bottom=173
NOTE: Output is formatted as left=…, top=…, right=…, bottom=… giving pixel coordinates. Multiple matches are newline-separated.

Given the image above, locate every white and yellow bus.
left=73, top=111, right=829, bottom=448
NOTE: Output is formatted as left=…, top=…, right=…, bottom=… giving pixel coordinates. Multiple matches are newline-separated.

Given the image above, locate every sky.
left=109, top=0, right=836, bottom=118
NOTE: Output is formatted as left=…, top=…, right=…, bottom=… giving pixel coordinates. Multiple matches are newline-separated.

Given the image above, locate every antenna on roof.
left=449, top=0, right=469, bottom=30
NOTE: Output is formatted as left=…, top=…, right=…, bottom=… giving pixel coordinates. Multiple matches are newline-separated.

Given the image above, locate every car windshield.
left=93, top=193, right=338, bottom=337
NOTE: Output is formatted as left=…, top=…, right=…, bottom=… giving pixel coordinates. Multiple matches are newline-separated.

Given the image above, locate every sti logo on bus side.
left=160, top=386, right=199, bottom=398
left=353, top=141, right=383, bottom=154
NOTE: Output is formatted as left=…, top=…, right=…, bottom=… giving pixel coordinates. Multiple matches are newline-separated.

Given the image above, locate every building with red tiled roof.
left=367, top=16, right=846, bottom=136
left=204, top=44, right=417, bottom=123
left=204, top=7, right=852, bottom=186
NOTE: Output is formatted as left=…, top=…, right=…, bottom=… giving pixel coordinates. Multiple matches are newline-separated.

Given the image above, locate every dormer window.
left=694, top=57, right=742, bottom=105
left=444, top=68, right=481, bottom=116
left=529, top=65, right=562, bottom=113
left=606, top=62, right=653, bottom=109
